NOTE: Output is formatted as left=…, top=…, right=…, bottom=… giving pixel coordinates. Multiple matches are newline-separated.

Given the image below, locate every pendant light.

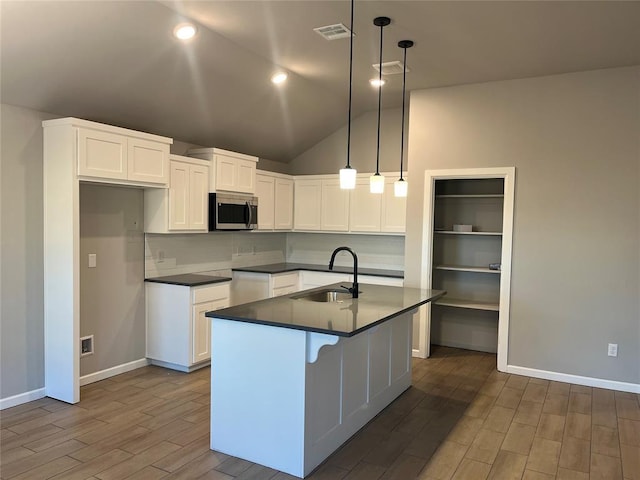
left=339, top=0, right=357, bottom=190
left=394, top=40, right=413, bottom=198
left=370, top=16, right=390, bottom=194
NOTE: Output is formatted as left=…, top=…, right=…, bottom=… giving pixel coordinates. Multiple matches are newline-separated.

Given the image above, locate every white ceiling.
left=2, top=1, right=640, bottom=162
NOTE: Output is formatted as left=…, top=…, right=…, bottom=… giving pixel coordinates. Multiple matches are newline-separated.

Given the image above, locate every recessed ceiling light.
left=174, top=23, right=197, bottom=41
left=271, top=72, right=288, bottom=85
left=370, top=78, right=386, bottom=87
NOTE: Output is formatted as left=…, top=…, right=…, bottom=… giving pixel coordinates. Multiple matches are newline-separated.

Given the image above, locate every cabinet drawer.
left=192, top=283, right=230, bottom=304
left=272, top=285, right=298, bottom=297
left=272, top=272, right=299, bottom=289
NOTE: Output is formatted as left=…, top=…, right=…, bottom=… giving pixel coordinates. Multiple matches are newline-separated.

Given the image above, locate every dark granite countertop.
left=145, top=274, right=232, bottom=287
left=206, top=283, right=445, bottom=337
left=232, top=262, right=403, bottom=279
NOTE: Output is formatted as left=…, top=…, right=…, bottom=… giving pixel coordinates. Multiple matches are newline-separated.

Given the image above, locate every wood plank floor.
left=1, top=346, right=639, bottom=480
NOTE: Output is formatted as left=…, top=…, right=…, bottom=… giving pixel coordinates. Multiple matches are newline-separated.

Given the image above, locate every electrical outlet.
left=88, top=253, right=97, bottom=268
left=607, top=343, right=618, bottom=357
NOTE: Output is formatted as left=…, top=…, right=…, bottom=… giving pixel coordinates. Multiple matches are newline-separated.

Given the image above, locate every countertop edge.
left=232, top=263, right=404, bottom=279
left=145, top=276, right=232, bottom=287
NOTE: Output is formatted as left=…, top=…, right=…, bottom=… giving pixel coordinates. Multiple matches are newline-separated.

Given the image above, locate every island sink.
left=292, top=288, right=355, bottom=303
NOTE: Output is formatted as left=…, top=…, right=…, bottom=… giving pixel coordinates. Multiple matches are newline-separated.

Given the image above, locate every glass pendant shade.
left=370, top=173, right=385, bottom=194
left=340, top=166, right=357, bottom=189
left=394, top=178, right=408, bottom=197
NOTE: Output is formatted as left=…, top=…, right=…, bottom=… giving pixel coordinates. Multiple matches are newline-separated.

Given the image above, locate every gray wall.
left=405, top=66, right=640, bottom=384
left=288, top=108, right=404, bottom=175
left=79, top=184, right=146, bottom=376
left=0, top=104, right=55, bottom=399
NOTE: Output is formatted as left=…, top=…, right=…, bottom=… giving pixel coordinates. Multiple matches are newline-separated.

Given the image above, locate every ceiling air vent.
left=373, top=60, right=409, bottom=75
left=314, top=23, right=353, bottom=40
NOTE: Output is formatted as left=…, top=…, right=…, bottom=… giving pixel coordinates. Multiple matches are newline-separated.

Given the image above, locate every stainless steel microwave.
left=209, top=193, right=258, bottom=231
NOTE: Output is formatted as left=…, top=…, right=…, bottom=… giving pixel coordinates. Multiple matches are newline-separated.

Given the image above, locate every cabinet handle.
left=246, top=201, right=252, bottom=227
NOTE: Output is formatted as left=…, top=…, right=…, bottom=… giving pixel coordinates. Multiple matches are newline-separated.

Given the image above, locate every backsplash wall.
left=145, top=232, right=405, bottom=277
left=145, top=232, right=287, bottom=277
left=286, top=233, right=405, bottom=270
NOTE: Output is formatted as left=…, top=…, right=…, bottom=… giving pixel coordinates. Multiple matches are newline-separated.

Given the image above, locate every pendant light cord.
left=375, top=20, right=384, bottom=176
left=346, top=0, right=354, bottom=169
left=399, top=45, right=407, bottom=181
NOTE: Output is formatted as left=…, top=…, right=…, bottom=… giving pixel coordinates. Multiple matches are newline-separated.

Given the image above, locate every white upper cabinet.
left=381, top=176, right=407, bottom=233
left=256, top=170, right=294, bottom=231
left=187, top=147, right=259, bottom=194
left=274, top=177, right=294, bottom=230
left=294, top=173, right=406, bottom=234
left=294, top=178, right=322, bottom=230
left=349, top=177, right=382, bottom=232
left=127, top=137, right=170, bottom=185
left=256, top=173, right=275, bottom=230
left=144, top=155, right=209, bottom=233
left=75, top=120, right=170, bottom=186
left=321, top=178, right=349, bottom=231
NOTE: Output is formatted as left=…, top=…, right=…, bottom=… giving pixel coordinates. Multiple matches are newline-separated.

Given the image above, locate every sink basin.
left=292, top=288, right=353, bottom=303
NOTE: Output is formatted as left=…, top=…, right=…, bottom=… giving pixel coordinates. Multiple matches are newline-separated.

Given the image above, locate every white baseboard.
left=507, top=365, right=640, bottom=394
left=79, top=358, right=150, bottom=386
left=412, top=348, right=426, bottom=359
left=0, top=388, right=46, bottom=410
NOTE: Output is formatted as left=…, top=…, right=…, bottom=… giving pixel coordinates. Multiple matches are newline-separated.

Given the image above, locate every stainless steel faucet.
left=329, top=246, right=359, bottom=298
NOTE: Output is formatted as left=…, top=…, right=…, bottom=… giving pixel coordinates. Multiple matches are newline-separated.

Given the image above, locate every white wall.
left=405, top=66, right=640, bottom=385
left=288, top=108, right=404, bottom=175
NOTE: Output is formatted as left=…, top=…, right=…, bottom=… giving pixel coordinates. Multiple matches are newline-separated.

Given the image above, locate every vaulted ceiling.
left=2, top=1, right=640, bottom=162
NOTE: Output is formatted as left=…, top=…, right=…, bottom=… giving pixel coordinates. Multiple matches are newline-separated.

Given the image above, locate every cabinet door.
left=294, top=179, right=322, bottom=230
left=236, top=159, right=256, bottom=194
left=256, top=174, right=275, bottom=230
left=189, top=163, right=209, bottom=231
left=78, top=128, right=127, bottom=180
left=192, top=301, right=213, bottom=365
left=169, top=161, right=190, bottom=230
left=349, top=178, right=382, bottom=232
left=215, top=154, right=237, bottom=192
left=128, top=138, right=169, bottom=185
left=381, top=178, right=407, bottom=233
left=192, top=298, right=228, bottom=365
left=321, top=179, right=349, bottom=231
left=274, top=178, right=294, bottom=230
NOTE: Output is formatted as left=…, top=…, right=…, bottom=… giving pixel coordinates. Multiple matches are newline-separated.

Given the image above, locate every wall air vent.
left=314, top=23, right=353, bottom=40
left=373, top=60, right=409, bottom=75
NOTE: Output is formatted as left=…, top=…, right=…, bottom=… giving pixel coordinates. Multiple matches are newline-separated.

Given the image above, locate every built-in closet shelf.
left=436, top=194, right=504, bottom=199
left=435, top=231, right=503, bottom=236
left=434, top=298, right=500, bottom=312
left=434, top=265, right=501, bottom=274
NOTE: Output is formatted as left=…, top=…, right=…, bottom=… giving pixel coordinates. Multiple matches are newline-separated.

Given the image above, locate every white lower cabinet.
left=146, top=281, right=230, bottom=371
left=231, top=271, right=300, bottom=305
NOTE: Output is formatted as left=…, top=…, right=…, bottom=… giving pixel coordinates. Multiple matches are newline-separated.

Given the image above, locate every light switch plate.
left=88, top=253, right=97, bottom=268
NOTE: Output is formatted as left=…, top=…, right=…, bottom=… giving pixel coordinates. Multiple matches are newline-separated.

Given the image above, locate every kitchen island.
left=206, top=282, right=445, bottom=478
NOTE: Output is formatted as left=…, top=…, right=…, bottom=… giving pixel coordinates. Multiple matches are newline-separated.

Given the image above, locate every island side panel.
left=210, top=318, right=307, bottom=477
left=303, top=312, right=413, bottom=475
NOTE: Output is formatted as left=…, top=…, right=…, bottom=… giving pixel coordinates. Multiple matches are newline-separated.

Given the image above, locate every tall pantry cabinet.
left=424, top=168, right=515, bottom=371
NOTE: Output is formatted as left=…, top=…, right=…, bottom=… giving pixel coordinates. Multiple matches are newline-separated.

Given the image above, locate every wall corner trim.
left=0, top=388, right=47, bottom=410
left=506, top=365, right=640, bottom=394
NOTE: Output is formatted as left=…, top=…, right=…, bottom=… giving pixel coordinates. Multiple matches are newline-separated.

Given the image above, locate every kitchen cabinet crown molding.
left=42, top=117, right=173, bottom=145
